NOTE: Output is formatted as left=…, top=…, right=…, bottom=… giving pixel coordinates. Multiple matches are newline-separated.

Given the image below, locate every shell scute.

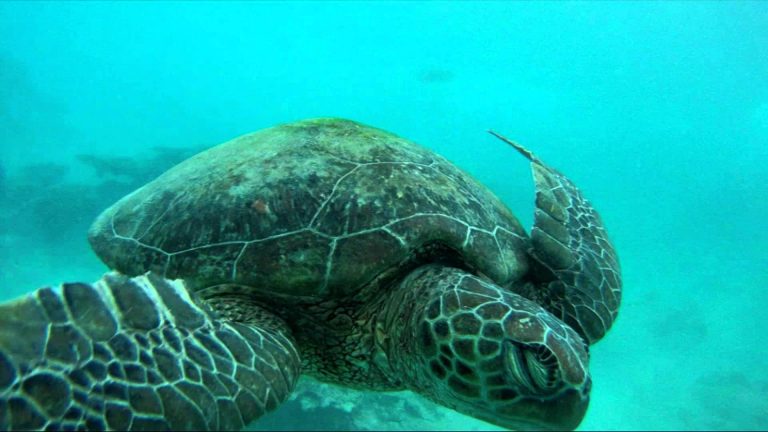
left=89, top=118, right=527, bottom=299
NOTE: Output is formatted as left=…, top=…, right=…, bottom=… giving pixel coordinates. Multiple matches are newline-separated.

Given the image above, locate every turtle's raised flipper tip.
left=487, top=129, right=541, bottom=164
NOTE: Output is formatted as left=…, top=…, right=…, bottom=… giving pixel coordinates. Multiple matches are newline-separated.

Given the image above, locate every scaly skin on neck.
left=376, top=264, right=591, bottom=431
left=204, top=295, right=295, bottom=340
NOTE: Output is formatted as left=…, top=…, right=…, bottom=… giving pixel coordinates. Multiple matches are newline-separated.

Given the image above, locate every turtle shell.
left=88, top=118, right=530, bottom=300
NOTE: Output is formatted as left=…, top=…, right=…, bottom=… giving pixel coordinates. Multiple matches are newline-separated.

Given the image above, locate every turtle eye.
left=525, top=344, right=559, bottom=391
left=504, top=341, right=560, bottom=394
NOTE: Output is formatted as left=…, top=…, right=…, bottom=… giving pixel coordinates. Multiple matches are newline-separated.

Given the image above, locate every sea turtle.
left=0, top=118, right=621, bottom=431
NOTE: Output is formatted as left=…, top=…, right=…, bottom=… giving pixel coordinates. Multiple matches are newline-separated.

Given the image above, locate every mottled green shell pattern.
left=89, top=118, right=530, bottom=300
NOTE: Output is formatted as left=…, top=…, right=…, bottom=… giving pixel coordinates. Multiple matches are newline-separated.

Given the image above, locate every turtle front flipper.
left=0, top=273, right=300, bottom=431
left=489, top=131, right=622, bottom=344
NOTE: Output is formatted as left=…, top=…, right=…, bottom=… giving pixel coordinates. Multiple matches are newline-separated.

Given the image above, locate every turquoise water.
left=1, top=1, right=767, bottom=430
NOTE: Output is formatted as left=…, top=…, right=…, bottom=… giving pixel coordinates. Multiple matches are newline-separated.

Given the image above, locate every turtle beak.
left=446, top=335, right=590, bottom=431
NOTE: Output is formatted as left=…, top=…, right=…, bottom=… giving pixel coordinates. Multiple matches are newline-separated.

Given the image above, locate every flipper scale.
left=0, top=273, right=300, bottom=431
left=489, top=131, right=622, bottom=344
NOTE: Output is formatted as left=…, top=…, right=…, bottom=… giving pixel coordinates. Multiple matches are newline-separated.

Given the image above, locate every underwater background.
left=1, top=1, right=766, bottom=430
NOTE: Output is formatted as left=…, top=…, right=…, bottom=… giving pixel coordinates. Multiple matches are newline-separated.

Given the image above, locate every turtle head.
left=381, top=265, right=591, bottom=431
